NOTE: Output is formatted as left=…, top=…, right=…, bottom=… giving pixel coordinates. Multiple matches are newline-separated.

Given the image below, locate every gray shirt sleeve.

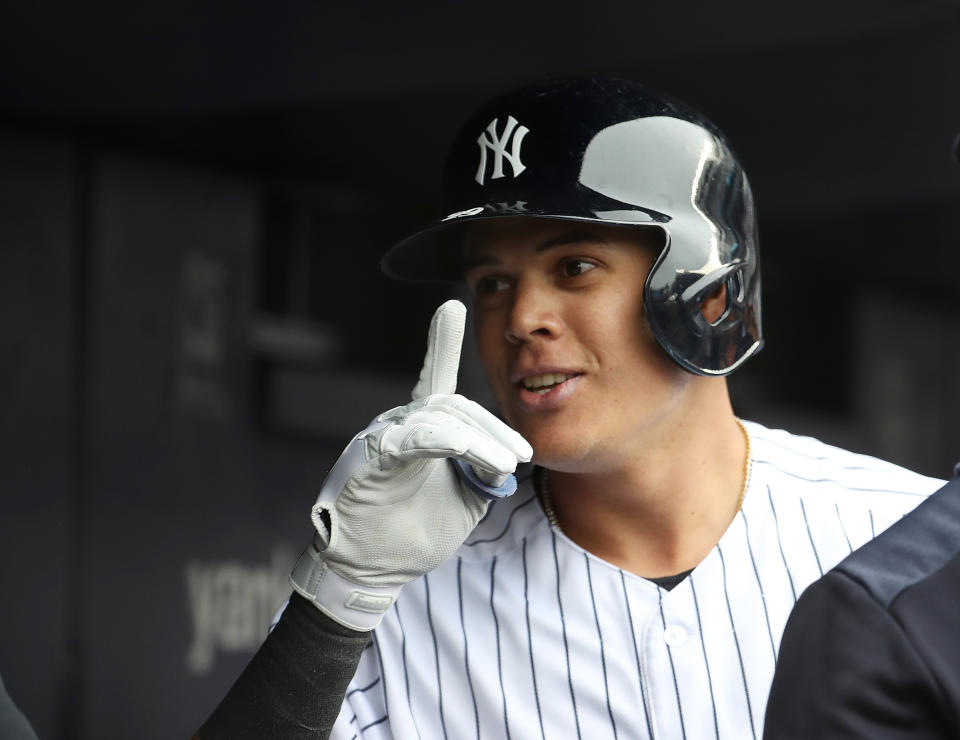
left=0, top=672, right=38, bottom=740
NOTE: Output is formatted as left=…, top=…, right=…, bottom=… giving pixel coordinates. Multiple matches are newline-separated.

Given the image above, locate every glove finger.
left=411, top=300, right=466, bottom=401
left=450, top=429, right=520, bottom=474
left=425, top=395, right=533, bottom=462
left=380, top=420, right=519, bottom=474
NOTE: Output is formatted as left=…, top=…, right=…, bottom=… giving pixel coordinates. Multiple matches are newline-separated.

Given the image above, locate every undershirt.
left=648, top=569, right=693, bottom=591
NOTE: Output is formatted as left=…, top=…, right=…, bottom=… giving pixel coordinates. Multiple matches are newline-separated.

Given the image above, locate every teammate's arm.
left=195, top=301, right=531, bottom=737
left=763, top=571, right=942, bottom=739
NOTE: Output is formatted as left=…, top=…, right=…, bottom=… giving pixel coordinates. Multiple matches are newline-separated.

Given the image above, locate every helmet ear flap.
left=646, top=256, right=760, bottom=376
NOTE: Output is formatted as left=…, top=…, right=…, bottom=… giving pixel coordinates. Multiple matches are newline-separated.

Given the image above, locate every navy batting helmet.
left=381, top=77, right=763, bottom=376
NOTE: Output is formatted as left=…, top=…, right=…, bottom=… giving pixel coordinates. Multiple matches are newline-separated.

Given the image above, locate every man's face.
left=464, top=217, right=691, bottom=473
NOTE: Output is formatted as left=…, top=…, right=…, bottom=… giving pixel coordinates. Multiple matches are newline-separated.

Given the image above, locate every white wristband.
left=289, top=541, right=402, bottom=632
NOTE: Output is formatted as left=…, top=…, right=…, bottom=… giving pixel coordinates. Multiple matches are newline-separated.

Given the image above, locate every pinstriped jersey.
left=330, top=421, right=944, bottom=739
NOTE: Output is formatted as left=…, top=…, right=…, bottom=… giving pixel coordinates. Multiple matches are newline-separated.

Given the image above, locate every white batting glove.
left=290, top=300, right=533, bottom=630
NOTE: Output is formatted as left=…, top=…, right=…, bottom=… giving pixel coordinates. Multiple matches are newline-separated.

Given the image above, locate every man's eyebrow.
left=461, top=252, right=497, bottom=272
left=462, top=229, right=610, bottom=271
left=535, top=230, right=610, bottom=252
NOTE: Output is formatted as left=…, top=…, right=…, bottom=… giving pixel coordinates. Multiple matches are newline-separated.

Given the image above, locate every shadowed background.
left=2, top=1, right=959, bottom=736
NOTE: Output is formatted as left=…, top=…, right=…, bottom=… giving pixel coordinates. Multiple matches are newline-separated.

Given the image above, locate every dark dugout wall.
left=0, top=136, right=454, bottom=738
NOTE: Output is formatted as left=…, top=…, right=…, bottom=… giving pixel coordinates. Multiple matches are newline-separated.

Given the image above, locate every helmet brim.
left=381, top=199, right=669, bottom=282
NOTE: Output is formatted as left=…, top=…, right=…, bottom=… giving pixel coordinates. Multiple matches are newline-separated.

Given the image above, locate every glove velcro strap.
left=289, top=544, right=401, bottom=632
left=452, top=459, right=517, bottom=499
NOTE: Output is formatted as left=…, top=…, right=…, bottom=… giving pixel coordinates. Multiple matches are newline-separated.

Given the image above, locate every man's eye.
left=474, top=276, right=511, bottom=295
left=562, top=260, right=597, bottom=277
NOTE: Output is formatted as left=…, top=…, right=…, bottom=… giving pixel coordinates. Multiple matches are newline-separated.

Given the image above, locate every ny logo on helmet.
left=475, top=116, right=529, bottom=185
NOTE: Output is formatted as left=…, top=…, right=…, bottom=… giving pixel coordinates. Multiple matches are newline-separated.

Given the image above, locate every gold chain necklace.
left=539, top=418, right=753, bottom=534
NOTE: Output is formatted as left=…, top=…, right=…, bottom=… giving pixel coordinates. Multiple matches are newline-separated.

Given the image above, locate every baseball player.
left=199, top=78, right=944, bottom=739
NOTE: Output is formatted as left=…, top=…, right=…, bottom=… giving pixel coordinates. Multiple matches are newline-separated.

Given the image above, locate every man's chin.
left=526, top=434, right=594, bottom=473
left=500, top=407, right=600, bottom=469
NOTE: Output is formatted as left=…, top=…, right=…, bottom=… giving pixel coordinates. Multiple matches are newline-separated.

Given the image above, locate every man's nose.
left=504, top=279, right=563, bottom=345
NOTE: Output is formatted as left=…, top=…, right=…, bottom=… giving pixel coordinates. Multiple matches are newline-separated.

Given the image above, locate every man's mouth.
left=521, top=372, right=576, bottom=395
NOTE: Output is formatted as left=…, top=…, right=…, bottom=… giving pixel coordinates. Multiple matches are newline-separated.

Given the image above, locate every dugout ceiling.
left=1, top=0, right=959, bottom=219
left=0, top=0, right=957, bottom=113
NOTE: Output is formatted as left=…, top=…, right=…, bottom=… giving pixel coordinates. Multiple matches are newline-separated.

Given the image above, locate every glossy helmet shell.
left=381, top=77, right=763, bottom=376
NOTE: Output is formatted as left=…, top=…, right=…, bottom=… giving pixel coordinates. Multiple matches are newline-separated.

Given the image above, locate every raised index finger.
left=411, top=299, right=466, bottom=401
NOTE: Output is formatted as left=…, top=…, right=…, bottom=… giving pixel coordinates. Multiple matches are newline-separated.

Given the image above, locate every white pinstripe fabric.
left=331, top=421, right=944, bottom=740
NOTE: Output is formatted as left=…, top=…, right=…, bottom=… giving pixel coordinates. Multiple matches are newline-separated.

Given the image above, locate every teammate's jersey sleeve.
left=764, top=475, right=960, bottom=739
left=763, top=570, right=942, bottom=739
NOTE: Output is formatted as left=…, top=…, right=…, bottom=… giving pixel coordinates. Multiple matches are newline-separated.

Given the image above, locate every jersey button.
left=663, top=625, right=688, bottom=646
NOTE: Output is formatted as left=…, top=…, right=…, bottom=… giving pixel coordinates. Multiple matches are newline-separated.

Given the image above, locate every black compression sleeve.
left=197, top=592, right=370, bottom=739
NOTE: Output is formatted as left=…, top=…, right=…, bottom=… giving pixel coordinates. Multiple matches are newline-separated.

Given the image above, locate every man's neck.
left=543, top=398, right=747, bottom=579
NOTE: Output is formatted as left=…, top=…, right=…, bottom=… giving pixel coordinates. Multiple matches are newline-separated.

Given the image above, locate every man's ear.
left=701, top=283, right=728, bottom=325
